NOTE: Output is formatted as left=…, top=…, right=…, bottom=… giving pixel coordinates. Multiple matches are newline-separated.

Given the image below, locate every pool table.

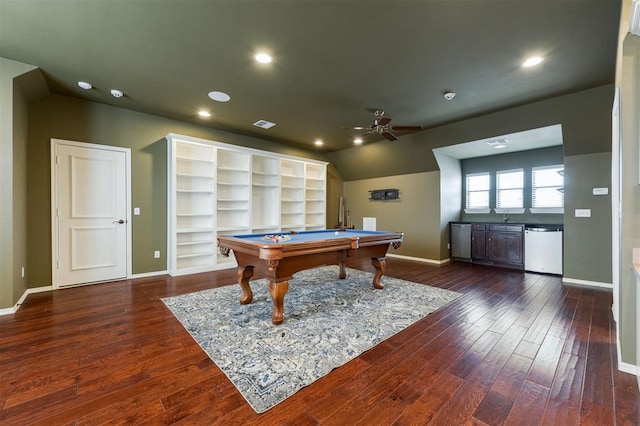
left=217, top=229, right=403, bottom=325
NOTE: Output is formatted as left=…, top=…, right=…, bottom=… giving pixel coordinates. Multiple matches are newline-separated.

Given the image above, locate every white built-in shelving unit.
left=167, top=133, right=327, bottom=276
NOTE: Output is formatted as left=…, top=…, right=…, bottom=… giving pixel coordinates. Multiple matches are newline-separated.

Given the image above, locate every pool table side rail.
left=217, top=232, right=403, bottom=261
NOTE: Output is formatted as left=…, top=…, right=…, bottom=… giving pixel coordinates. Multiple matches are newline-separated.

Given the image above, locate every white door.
left=52, top=140, right=130, bottom=287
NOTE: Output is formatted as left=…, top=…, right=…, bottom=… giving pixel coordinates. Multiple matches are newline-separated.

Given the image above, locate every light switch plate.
left=134, top=207, right=140, bottom=215
left=575, top=209, right=591, bottom=217
left=154, top=250, right=160, bottom=258
left=592, top=188, right=608, bottom=196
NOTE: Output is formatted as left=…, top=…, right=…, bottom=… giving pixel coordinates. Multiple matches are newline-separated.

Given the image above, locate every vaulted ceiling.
left=0, top=0, right=621, bottom=152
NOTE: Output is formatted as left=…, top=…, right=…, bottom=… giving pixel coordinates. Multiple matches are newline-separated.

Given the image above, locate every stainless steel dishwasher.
left=524, top=225, right=563, bottom=275
left=451, top=223, right=471, bottom=262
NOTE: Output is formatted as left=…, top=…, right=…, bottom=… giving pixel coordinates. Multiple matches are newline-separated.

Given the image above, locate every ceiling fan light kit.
left=346, top=109, right=422, bottom=142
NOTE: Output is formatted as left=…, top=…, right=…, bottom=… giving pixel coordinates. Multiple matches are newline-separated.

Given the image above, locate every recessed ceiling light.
left=198, top=110, right=211, bottom=118
left=110, top=89, right=124, bottom=98
left=208, top=91, right=231, bottom=102
left=314, top=140, right=323, bottom=146
left=354, top=137, right=363, bottom=145
left=77, top=81, right=92, bottom=90
left=254, top=52, right=273, bottom=64
left=522, top=56, right=544, bottom=68
left=443, top=91, right=456, bottom=100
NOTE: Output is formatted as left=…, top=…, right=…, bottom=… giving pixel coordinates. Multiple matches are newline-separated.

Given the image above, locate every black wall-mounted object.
left=369, top=188, right=399, bottom=200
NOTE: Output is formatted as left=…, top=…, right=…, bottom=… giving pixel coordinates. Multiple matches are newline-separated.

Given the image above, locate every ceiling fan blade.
left=391, top=125, right=422, bottom=131
left=381, top=131, right=398, bottom=141
left=378, top=117, right=392, bottom=126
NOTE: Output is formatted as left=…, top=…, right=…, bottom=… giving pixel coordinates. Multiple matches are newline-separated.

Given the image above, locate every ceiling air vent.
left=253, top=119, right=276, bottom=129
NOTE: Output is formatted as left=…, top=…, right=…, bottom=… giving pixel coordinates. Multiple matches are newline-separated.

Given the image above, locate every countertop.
left=450, top=221, right=563, bottom=230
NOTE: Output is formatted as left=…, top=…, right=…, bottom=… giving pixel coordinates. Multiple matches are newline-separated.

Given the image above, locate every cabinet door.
left=471, top=230, right=486, bottom=261
left=487, top=231, right=523, bottom=264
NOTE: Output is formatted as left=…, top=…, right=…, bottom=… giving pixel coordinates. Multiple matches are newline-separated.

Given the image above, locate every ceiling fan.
left=346, top=109, right=422, bottom=141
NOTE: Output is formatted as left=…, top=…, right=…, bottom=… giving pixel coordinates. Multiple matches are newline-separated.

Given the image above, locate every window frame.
left=464, top=171, right=491, bottom=213
left=495, top=168, right=525, bottom=214
left=530, top=164, right=565, bottom=213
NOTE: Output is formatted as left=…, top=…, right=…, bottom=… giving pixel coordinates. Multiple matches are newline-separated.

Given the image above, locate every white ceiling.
left=433, top=124, right=564, bottom=160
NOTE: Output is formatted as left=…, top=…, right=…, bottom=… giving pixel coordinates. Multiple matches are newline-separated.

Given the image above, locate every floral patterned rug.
left=162, top=266, right=461, bottom=413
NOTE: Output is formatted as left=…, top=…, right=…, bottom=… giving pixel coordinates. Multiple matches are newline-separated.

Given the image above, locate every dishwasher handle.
left=525, top=227, right=563, bottom=232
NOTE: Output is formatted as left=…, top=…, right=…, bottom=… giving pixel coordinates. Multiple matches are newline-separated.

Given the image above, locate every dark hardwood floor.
left=1, top=259, right=638, bottom=425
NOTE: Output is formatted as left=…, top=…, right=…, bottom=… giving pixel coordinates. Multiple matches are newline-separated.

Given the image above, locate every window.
left=532, top=165, right=564, bottom=208
left=496, top=169, right=523, bottom=208
left=466, top=172, right=490, bottom=210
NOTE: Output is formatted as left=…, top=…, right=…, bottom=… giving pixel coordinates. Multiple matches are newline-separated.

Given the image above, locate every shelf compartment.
left=305, top=179, right=325, bottom=190
left=176, top=255, right=215, bottom=270
left=305, top=163, right=325, bottom=180
left=252, top=186, right=279, bottom=227
left=176, top=192, right=214, bottom=215
left=217, top=184, right=250, bottom=200
left=253, top=155, right=280, bottom=175
left=176, top=141, right=215, bottom=161
left=177, top=245, right=215, bottom=257
left=218, top=168, right=250, bottom=185
left=177, top=215, right=214, bottom=229
left=281, top=159, right=304, bottom=178
left=176, top=158, right=215, bottom=177
left=218, top=149, right=250, bottom=170
left=218, top=209, right=249, bottom=229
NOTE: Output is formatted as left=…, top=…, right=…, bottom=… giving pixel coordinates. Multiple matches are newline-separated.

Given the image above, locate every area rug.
left=161, top=266, right=461, bottom=413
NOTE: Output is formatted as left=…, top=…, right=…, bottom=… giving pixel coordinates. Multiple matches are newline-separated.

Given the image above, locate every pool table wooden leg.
left=237, top=265, right=254, bottom=304
left=338, top=249, right=349, bottom=279
left=338, top=262, right=346, bottom=279
left=268, top=280, right=289, bottom=325
left=371, top=257, right=386, bottom=289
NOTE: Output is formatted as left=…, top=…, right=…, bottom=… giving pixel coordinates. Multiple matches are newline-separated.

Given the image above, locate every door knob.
left=113, top=219, right=126, bottom=224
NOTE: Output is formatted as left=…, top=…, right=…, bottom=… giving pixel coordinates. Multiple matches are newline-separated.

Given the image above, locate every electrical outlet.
left=154, top=250, right=160, bottom=258
left=21, top=266, right=25, bottom=278
left=575, top=209, right=591, bottom=218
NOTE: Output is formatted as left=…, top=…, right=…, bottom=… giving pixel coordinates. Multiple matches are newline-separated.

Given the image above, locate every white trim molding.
left=387, top=253, right=451, bottom=265
left=562, top=277, right=613, bottom=289
left=0, top=285, right=54, bottom=316
left=130, top=270, right=169, bottom=279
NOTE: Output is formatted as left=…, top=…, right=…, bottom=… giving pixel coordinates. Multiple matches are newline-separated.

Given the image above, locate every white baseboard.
left=1, top=270, right=170, bottom=316
left=0, top=307, right=15, bottom=316
left=387, top=253, right=451, bottom=265
left=130, top=270, right=169, bottom=279
left=0, top=285, right=54, bottom=316
left=562, top=277, right=613, bottom=289
left=618, top=359, right=638, bottom=376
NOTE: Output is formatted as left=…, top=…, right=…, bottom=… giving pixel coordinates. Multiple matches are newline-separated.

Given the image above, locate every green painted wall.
left=563, top=152, right=612, bottom=284
left=26, top=94, right=331, bottom=288
left=344, top=172, right=441, bottom=261
left=0, top=58, right=36, bottom=308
